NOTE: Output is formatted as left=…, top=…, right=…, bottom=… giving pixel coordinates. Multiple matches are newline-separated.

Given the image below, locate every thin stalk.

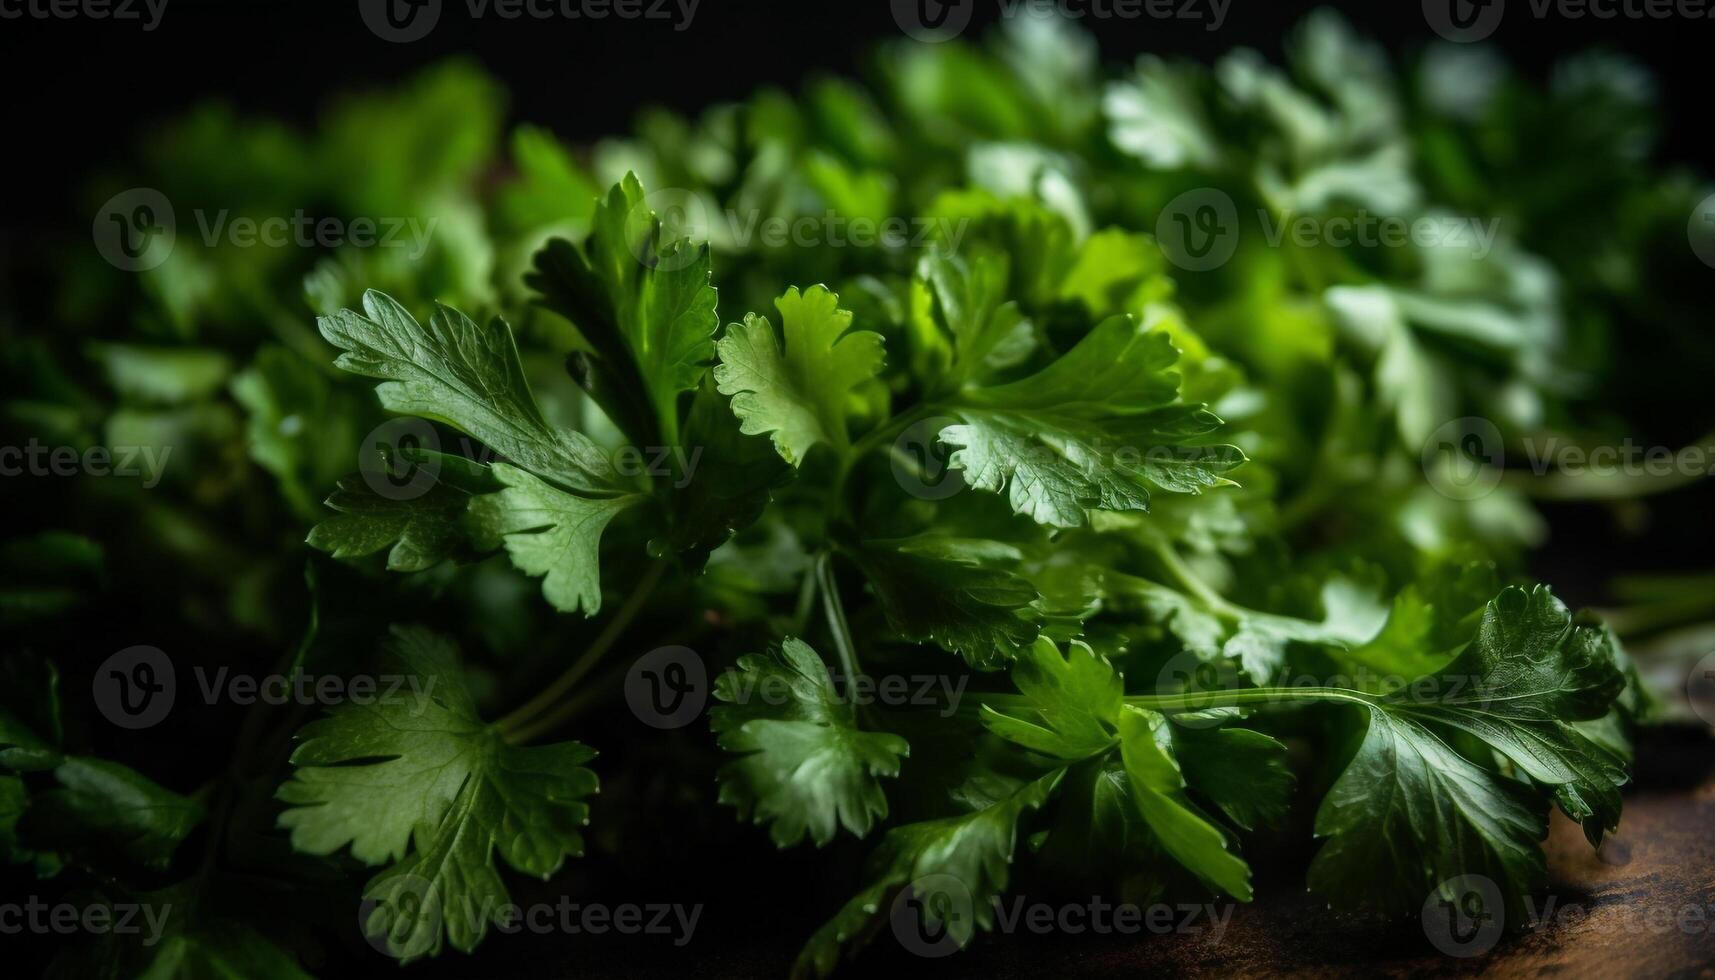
left=1124, top=687, right=1377, bottom=711
left=497, top=560, right=667, bottom=740
left=1148, top=540, right=1244, bottom=622
left=791, top=563, right=818, bottom=636
left=965, top=686, right=1378, bottom=715
left=816, top=553, right=862, bottom=700
left=831, top=405, right=935, bottom=505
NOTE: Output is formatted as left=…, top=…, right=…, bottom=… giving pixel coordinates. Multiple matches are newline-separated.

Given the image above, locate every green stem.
left=832, top=405, right=936, bottom=506
left=816, top=553, right=862, bottom=700
left=1148, top=540, right=1244, bottom=623
left=1125, top=687, right=1377, bottom=711
left=497, top=560, right=667, bottom=740
left=967, top=686, right=1377, bottom=715
left=791, top=563, right=818, bottom=636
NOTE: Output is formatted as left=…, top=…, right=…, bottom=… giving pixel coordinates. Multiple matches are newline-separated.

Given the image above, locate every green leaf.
left=1385, top=586, right=1628, bottom=843
left=307, top=473, right=477, bottom=573
left=24, top=758, right=205, bottom=872
left=912, top=251, right=1032, bottom=393
left=661, top=378, right=789, bottom=566
left=319, top=290, right=617, bottom=493
left=852, top=536, right=1042, bottom=669
left=88, top=343, right=232, bottom=406
left=1309, top=586, right=1628, bottom=917
left=941, top=316, right=1244, bottom=527
left=1307, top=708, right=1546, bottom=922
left=979, top=637, right=1120, bottom=760
left=1116, top=707, right=1253, bottom=900
left=496, top=124, right=599, bottom=236
left=1222, top=577, right=1392, bottom=682
left=793, top=771, right=1061, bottom=979
left=230, top=345, right=364, bottom=519
left=711, top=639, right=909, bottom=847
left=465, top=463, right=643, bottom=616
left=277, top=626, right=597, bottom=962
left=1171, top=726, right=1294, bottom=832
left=714, top=285, right=885, bottom=466
left=1104, top=56, right=1221, bottom=170
left=527, top=172, right=719, bottom=447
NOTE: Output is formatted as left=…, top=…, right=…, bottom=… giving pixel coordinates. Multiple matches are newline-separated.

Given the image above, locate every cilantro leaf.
left=319, top=290, right=617, bottom=493
left=1171, top=726, right=1294, bottom=832
left=940, top=316, right=1244, bottom=527
left=277, top=626, right=597, bottom=961
left=978, top=637, right=1120, bottom=759
left=1309, top=586, right=1628, bottom=918
left=793, top=771, right=1061, bottom=979
left=0, top=661, right=203, bottom=874
left=527, top=172, right=719, bottom=448
left=710, top=638, right=909, bottom=847
left=306, top=474, right=476, bottom=573
left=1104, top=55, right=1220, bottom=170
left=980, top=639, right=1254, bottom=899
left=465, top=463, right=643, bottom=615
left=1116, top=707, right=1253, bottom=900
left=912, top=251, right=1033, bottom=393
left=714, top=285, right=885, bottom=466
left=1386, top=586, right=1628, bottom=843
left=852, top=536, right=1042, bottom=669
left=1307, top=708, right=1546, bottom=922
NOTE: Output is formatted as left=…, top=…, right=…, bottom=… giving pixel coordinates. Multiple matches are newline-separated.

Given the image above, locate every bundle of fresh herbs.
left=4, top=9, right=1709, bottom=977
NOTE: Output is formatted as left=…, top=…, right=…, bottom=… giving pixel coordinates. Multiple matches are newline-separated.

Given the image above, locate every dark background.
left=1, top=0, right=1711, bottom=233
left=2, top=2, right=1711, bottom=977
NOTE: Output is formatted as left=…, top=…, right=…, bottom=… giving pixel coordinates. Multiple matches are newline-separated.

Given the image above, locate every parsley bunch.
left=5, top=9, right=1703, bottom=977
